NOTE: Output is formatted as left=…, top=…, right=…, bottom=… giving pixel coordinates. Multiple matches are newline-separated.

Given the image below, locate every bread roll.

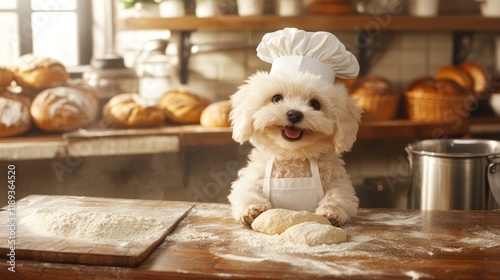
left=0, top=67, right=14, bottom=88
left=103, top=93, right=165, bottom=128
left=350, top=75, right=400, bottom=121
left=459, top=61, right=489, bottom=95
left=159, top=91, right=209, bottom=124
left=407, top=77, right=471, bottom=96
left=200, top=101, right=231, bottom=128
left=435, top=65, right=474, bottom=91
left=10, top=54, right=69, bottom=89
left=30, top=87, right=98, bottom=132
left=0, top=92, right=31, bottom=137
left=351, top=75, right=396, bottom=96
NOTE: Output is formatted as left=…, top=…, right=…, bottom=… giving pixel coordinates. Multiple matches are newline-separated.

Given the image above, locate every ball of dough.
left=282, top=222, right=347, bottom=246
left=251, top=208, right=331, bottom=235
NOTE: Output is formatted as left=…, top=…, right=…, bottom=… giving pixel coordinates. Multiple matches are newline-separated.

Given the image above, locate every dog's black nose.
left=287, top=110, right=304, bottom=124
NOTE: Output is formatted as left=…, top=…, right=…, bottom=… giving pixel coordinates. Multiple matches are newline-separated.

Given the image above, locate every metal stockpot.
left=406, top=139, right=500, bottom=210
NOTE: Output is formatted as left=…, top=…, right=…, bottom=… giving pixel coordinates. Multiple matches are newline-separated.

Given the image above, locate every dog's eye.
left=309, top=99, right=321, bottom=110
left=272, top=94, right=283, bottom=103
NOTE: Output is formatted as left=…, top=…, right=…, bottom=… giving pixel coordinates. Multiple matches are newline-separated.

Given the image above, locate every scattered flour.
left=21, top=206, right=168, bottom=244
left=360, top=212, right=422, bottom=226
left=459, top=230, right=500, bottom=249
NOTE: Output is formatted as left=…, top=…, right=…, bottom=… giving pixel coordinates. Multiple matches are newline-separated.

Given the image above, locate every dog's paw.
left=240, top=204, right=269, bottom=226
left=316, top=207, right=348, bottom=227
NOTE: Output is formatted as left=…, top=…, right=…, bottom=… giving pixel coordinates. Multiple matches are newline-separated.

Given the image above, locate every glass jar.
left=83, top=54, right=139, bottom=118
left=134, top=39, right=174, bottom=106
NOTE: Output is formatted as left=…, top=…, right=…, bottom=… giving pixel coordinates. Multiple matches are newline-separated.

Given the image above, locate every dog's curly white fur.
left=228, top=70, right=361, bottom=226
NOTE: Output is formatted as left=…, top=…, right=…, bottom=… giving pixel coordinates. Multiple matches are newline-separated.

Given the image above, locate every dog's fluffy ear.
left=332, top=89, right=362, bottom=154
left=230, top=84, right=254, bottom=144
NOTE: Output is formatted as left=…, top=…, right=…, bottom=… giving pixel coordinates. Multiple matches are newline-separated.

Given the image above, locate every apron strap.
left=262, top=154, right=275, bottom=199
left=309, top=159, right=325, bottom=199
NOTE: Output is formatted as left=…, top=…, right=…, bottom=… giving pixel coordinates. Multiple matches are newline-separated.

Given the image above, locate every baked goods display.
left=405, top=78, right=473, bottom=122
left=200, top=100, right=232, bottom=128
left=349, top=75, right=400, bottom=121
left=10, top=54, right=69, bottom=89
left=30, top=86, right=98, bottom=131
left=159, top=91, right=209, bottom=124
left=0, top=92, right=31, bottom=137
left=103, top=93, right=165, bottom=128
left=0, top=67, right=14, bottom=88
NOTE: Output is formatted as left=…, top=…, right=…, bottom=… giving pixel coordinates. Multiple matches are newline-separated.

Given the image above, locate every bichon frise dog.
left=228, top=28, right=361, bottom=227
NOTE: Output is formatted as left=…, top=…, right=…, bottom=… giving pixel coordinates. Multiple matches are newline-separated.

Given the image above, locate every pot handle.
left=487, top=155, right=500, bottom=206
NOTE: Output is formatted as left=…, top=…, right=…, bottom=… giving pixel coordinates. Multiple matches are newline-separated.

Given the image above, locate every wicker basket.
left=405, top=91, right=473, bottom=122
left=352, top=93, right=401, bottom=121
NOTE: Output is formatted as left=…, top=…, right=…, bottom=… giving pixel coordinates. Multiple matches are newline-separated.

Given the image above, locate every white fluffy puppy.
left=228, top=69, right=361, bottom=226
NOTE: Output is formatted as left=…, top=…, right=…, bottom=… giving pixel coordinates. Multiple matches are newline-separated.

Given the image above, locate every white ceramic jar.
left=159, top=0, right=186, bottom=18
left=237, top=0, right=265, bottom=16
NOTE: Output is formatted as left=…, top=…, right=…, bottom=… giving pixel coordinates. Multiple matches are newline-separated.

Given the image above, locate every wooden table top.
left=1, top=202, right=499, bottom=280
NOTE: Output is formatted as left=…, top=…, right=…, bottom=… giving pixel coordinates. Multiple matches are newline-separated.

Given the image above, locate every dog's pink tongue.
left=284, top=126, right=301, bottom=139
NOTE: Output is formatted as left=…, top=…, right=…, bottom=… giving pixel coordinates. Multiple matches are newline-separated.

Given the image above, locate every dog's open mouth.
left=282, top=126, right=304, bottom=141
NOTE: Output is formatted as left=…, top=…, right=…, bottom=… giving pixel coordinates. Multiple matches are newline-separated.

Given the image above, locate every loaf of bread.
left=459, top=61, right=489, bottom=95
left=0, top=67, right=14, bottom=88
left=349, top=75, right=400, bottom=121
left=10, top=54, right=69, bottom=89
left=159, top=91, right=209, bottom=124
left=103, top=93, right=165, bottom=128
left=200, top=101, right=232, bottom=128
left=30, top=86, right=98, bottom=131
left=407, top=77, right=471, bottom=96
left=435, top=65, right=474, bottom=91
left=350, top=75, right=396, bottom=96
left=0, top=92, right=31, bottom=137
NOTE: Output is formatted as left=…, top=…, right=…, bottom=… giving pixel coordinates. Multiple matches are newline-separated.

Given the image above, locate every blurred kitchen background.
left=1, top=0, right=500, bottom=209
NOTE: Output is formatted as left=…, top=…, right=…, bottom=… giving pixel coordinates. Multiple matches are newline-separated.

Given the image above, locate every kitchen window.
left=0, top=0, right=92, bottom=67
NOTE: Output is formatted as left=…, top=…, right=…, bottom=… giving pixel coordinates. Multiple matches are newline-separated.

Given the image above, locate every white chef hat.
left=256, top=28, right=359, bottom=84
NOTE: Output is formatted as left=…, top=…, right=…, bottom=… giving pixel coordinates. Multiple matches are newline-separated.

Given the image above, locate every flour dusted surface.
left=22, top=206, right=167, bottom=244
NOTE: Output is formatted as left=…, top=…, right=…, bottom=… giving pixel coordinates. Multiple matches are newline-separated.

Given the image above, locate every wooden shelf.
left=2, top=117, right=500, bottom=160
left=117, top=15, right=500, bottom=32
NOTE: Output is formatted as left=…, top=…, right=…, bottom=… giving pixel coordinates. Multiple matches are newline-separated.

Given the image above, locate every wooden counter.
left=1, top=202, right=499, bottom=279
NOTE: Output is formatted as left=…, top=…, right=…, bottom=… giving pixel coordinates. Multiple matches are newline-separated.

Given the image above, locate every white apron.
left=263, top=155, right=324, bottom=213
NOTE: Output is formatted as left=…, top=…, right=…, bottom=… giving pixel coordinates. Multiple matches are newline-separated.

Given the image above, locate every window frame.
left=1, top=0, right=93, bottom=66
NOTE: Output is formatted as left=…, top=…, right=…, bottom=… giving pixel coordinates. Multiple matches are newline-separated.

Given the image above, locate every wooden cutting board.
left=0, top=195, right=194, bottom=267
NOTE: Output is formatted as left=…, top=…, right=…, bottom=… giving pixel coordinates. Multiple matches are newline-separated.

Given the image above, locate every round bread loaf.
left=407, top=77, right=471, bottom=96
left=103, top=93, right=165, bottom=128
left=435, top=65, right=474, bottom=91
left=30, top=87, right=98, bottom=131
left=349, top=75, right=400, bottom=121
left=350, top=75, right=396, bottom=96
left=10, top=54, right=69, bottom=89
left=159, top=91, right=209, bottom=124
left=0, top=92, right=31, bottom=137
left=0, top=67, right=14, bottom=88
left=459, top=61, right=489, bottom=95
left=200, top=101, right=231, bottom=128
